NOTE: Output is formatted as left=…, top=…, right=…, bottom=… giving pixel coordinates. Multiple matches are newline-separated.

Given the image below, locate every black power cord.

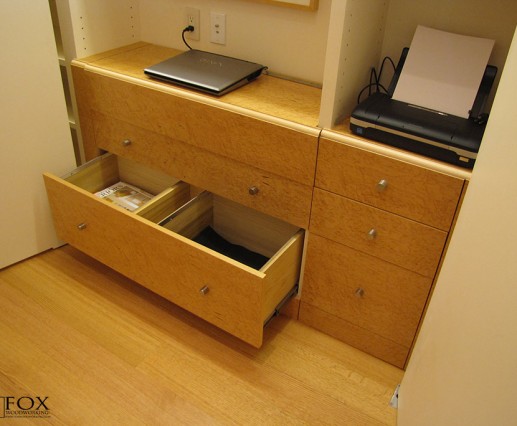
left=357, top=56, right=396, bottom=104
left=182, top=25, right=194, bottom=50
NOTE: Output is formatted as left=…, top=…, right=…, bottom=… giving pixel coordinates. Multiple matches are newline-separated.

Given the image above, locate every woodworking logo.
left=0, top=396, right=50, bottom=419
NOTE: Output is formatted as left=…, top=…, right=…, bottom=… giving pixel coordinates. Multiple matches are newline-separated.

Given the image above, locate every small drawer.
left=43, top=154, right=304, bottom=348
left=93, top=113, right=313, bottom=229
left=316, top=138, right=464, bottom=230
left=301, top=234, right=432, bottom=349
left=310, top=188, right=448, bottom=277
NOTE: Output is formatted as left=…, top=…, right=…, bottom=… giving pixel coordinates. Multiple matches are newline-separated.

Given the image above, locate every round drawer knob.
left=77, top=223, right=87, bottom=230
left=199, top=285, right=210, bottom=295
left=248, top=186, right=259, bottom=196
left=376, top=179, right=388, bottom=192
left=355, top=288, right=365, bottom=298
left=122, top=139, right=132, bottom=147
left=367, top=228, right=377, bottom=240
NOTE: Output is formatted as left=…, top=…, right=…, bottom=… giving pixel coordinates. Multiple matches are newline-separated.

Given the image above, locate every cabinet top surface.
left=74, top=43, right=472, bottom=179
left=74, top=42, right=322, bottom=129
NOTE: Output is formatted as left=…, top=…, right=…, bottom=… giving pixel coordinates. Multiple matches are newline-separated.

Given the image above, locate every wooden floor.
left=0, top=245, right=403, bottom=425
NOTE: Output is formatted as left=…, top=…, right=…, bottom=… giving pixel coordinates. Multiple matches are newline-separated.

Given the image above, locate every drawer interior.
left=63, top=153, right=191, bottom=223
left=160, top=191, right=301, bottom=271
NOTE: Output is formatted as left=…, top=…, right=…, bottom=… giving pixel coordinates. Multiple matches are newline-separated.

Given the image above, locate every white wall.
left=0, top=1, right=76, bottom=268
left=138, top=0, right=331, bottom=85
left=398, top=27, right=517, bottom=426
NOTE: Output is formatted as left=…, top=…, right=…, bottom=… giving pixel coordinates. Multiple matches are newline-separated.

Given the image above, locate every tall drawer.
left=82, top=70, right=319, bottom=186
left=310, top=188, right=448, bottom=277
left=302, top=234, right=432, bottom=350
left=316, top=138, right=464, bottom=230
left=43, top=153, right=304, bottom=348
left=93, top=113, right=313, bottom=229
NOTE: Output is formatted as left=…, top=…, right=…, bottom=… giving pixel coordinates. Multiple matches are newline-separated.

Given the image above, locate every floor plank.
left=0, top=246, right=402, bottom=424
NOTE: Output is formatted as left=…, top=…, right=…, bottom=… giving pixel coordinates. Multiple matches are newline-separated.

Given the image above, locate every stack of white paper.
left=392, top=26, right=494, bottom=118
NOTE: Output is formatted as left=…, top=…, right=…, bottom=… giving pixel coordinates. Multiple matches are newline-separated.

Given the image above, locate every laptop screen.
left=144, top=50, right=266, bottom=96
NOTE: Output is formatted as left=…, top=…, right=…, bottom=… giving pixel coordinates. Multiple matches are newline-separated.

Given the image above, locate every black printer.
left=350, top=48, right=497, bottom=169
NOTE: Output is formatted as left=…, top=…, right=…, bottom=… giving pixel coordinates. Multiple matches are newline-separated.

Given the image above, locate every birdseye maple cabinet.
left=43, top=42, right=470, bottom=367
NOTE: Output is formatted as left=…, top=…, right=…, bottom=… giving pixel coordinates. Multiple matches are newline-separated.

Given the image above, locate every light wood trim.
left=64, top=153, right=179, bottom=196
left=262, top=230, right=304, bottom=320
left=162, top=192, right=214, bottom=240
left=323, top=124, right=472, bottom=180
left=213, top=195, right=299, bottom=258
left=316, top=137, right=465, bottom=231
left=310, top=188, right=448, bottom=277
left=64, top=153, right=119, bottom=193
left=117, top=156, right=179, bottom=195
left=136, top=182, right=191, bottom=224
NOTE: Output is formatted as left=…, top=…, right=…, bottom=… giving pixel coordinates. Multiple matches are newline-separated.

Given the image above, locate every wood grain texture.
left=301, top=234, right=432, bottom=349
left=74, top=42, right=322, bottom=128
left=43, top=171, right=303, bottom=348
left=84, top=71, right=318, bottom=186
left=136, top=182, right=191, bottom=224
left=44, top=173, right=265, bottom=347
left=93, top=114, right=313, bottom=229
left=310, top=188, right=448, bottom=277
left=327, top=121, right=472, bottom=180
left=0, top=245, right=402, bottom=424
left=316, top=138, right=465, bottom=231
left=299, top=302, right=409, bottom=369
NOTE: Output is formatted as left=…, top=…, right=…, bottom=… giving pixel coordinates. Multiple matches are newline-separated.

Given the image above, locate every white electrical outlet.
left=185, top=7, right=200, bottom=41
left=210, top=12, right=226, bottom=45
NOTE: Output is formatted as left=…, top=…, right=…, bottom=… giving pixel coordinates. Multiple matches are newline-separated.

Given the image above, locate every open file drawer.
left=43, top=153, right=304, bottom=347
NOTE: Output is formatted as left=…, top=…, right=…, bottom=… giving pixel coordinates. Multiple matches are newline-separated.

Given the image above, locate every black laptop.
left=144, top=49, right=267, bottom=96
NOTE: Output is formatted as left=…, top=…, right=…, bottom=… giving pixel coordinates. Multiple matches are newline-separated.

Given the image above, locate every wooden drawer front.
left=43, top=156, right=304, bottom=348
left=299, top=303, right=409, bottom=368
left=316, top=138, right=464, bottom=231
left=310, top=188, right=447, bottom=277
left=84, top=70, right=318, bottom=186
left=302, top=234, right=432, bottom=348
left=94, top=114, right=313, bottom=229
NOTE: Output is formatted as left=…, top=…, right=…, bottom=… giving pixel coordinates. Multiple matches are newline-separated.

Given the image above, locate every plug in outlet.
left=210, top=12, right=226, bottom=45
left=185, top=7, right=200, bottom=41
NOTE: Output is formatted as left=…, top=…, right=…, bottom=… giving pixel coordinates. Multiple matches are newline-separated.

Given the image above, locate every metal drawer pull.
left=122, top=139, right=132, bottom=146
left=199, top=285, right=210, bottom=295
left=248, top=186, right=259, bottom=196
left=367, top=228, right=377, bottom=240
left=376, top=179, right=388, bottom=192
left=77, top=223, right=87, bottom=230
left=355, top=288, right=365, bottom=298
